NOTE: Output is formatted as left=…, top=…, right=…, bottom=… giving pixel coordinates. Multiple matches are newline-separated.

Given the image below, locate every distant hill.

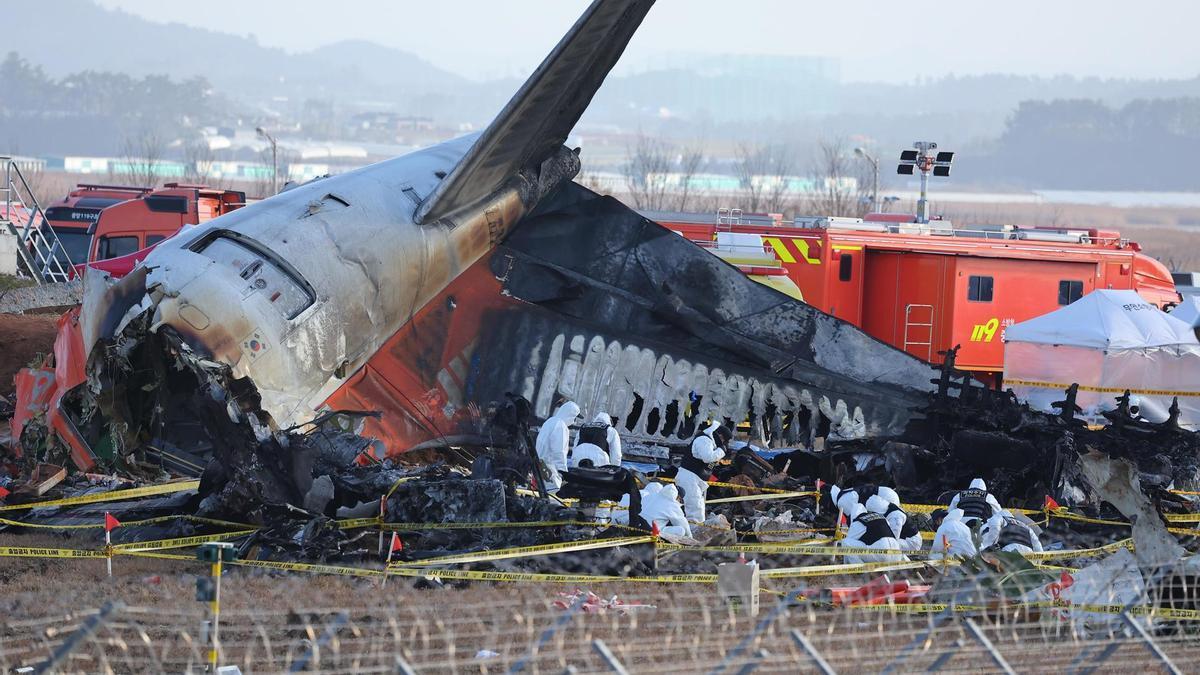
left=5, top=0, right=464, bottom=105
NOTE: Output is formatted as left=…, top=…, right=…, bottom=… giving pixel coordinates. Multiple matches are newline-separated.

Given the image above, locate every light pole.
left=854, top=147, right=879, bottom=213
left=897, top=142, right=954, bottom=224
left=255, top=126, right=278, bottom=196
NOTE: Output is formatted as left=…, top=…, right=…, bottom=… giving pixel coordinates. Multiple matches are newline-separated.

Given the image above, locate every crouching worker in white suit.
left=613, top=482, right=692, bottom=538
left=840, top=499, right=907, bottom=564
left=675, top=421, right=730, bottom=524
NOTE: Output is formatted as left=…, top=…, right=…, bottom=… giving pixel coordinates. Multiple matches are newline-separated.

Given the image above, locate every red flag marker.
left=103, top=512, right=120, bottom=578
left=651, top=521, right=660, bottom=537
left=1044, top=495, right=1061, bottom=511
left=390, top=532, right=403, bottom=553
left=0, top=485, right=9, bottom=500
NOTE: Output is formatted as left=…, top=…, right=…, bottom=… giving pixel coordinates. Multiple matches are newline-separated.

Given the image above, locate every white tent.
left=1168, top=295, right=1200, bottom=328
left=1003, top=289, right=1200, bottom=429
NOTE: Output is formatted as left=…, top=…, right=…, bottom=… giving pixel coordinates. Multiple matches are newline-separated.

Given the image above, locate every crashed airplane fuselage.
left=31, top=0, right=937, bottom=471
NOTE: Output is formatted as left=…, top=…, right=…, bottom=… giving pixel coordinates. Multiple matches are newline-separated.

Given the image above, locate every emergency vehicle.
left=646, top=209, right=1179, bottom=386
left=43, top=183, right=246, bottom=277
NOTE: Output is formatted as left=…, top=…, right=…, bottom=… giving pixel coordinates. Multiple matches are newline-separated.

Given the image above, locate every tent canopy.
left=1168, top=295, right=1200, bottom=328
left=1005, top=289, right=1197, bottom=349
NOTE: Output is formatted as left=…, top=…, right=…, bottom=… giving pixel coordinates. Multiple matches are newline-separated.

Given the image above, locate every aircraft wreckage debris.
left=0, top=0, right=1197, bottom=636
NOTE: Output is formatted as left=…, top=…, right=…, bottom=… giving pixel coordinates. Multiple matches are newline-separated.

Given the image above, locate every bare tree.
left=806, top=137, right=870, bottom=218
left=622, top=134, right=672, bottom=211
left=734, top=143, right=794, bottom=214
left=182, top=138, right=215, bottom=185
left=115, top=129, right=167, bottom=188
left=671, top=144, right=706, bottom=212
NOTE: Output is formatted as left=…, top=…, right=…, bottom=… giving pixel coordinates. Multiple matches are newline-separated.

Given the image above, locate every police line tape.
left=1001, top=378, right=1200, bottom=398
left=0, top=513, right=256, bottom=531
left=0, top=546, right=108, bottom=559
left=391, top=535, right=654, bottom=568
left=899, top=502, right=1041, bottom=517
left=112, top=529, right=259, bottom=552
left=707, top=491, right=816, bottom=504
left=848, top=600, right=1200, bottom=621
left=657, top=538, right=1133, bottom=561
left=0, top=480, right=201, bottom=512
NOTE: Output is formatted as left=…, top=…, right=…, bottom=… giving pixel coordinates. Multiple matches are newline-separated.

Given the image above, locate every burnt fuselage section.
left=325, top=183, right=935, bottom=454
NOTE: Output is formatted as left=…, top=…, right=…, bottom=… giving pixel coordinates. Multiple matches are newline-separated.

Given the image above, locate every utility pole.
left=256, top=126, right=278, bottom=196
left=897, top=142, right=954, bottom=224
left=853, top=147, right=879, bottom=213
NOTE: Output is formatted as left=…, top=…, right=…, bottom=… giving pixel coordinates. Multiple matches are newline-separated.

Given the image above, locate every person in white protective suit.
left=830, top=484, right=901, bottom=535
left=948, top=478, right=1001, bottom=526
left=929, top=508, right=977, bottom=560
left=642, top=483, right=692, bottom=538
left=568, top=441, right=611, bottom=469
left=612, top=483, right=692, bottom=538
left=594, top=412, right=622, bottom=466
left=980, top=509, right=1043, bottom=554
left=839, top=500, right=907, bottom=564
left=675, top=421, right=729, bottom=524
left=880, top=489, right=924, bottom=552
left=535, top=401, right=579, bottom=493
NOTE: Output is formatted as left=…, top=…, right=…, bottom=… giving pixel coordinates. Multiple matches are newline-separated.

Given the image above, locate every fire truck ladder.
left=1, top=157, right=73, bottom=284
left=902, top=303, right=935, bottom=362
left=716, top=207, right=743, bottom=231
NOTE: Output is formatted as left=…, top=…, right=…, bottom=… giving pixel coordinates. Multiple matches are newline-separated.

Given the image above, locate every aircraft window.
left=198, top=235, right=314, bottom=319
left=146, top=234, right=167, bottom=247
left=838, top=253, right=853, bottom=282
left=1058, top=280, right=1084, bottom=305
left=98, top=235, right=139, bottom=260
left=968, top=275, right=993, bottom=302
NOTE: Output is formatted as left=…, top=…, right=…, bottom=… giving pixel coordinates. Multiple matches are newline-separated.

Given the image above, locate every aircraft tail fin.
left=415, top=0, right=654, bottom=224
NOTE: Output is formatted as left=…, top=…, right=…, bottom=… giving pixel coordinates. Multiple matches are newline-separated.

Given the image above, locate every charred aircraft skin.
left=321, top=184, right=935, bottom=454
left=135, top=136, right=541, bottom=431
left=28, top=0, right=934, bottom=471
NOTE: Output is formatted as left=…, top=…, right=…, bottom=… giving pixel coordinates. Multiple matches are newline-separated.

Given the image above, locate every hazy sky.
left=96, top=0, right=1200, bottom=83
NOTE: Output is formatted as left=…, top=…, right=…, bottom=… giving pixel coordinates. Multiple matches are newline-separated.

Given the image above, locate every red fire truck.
left=646, top=209, right=1179, bottom=386
left=42, top=183, right=246, bottom=277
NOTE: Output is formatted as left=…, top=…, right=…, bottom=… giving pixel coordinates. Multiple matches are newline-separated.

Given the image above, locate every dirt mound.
left=0, top=313, right=58, bottom=397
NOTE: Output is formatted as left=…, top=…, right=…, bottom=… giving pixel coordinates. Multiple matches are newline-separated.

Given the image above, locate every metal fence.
left=2, top=579, right=1197, bottom=674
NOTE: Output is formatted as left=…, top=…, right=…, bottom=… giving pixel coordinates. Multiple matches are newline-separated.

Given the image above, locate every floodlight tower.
left=897, top=141, right=954, bottom=224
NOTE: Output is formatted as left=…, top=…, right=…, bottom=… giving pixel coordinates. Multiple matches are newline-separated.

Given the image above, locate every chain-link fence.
left=3, top=575, right=1198, bottom=674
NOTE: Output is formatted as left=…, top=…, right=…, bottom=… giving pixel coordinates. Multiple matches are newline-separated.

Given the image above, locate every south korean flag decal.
left=241, top=330, right=271, bottom=361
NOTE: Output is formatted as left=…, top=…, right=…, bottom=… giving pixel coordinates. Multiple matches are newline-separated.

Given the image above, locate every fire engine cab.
left=648, top=209, right=1179, bottom=387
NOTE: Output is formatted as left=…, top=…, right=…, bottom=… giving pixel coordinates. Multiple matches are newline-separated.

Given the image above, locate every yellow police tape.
left=707, top=491, right=816, bottom=504
left=0, top=480, right=200, bottom=512
left=0, top=546, right=108, bottom=559
left=112, top=529, right=258, bottom=552
left=391, top=535, right=654, bottom=568
left=0, top=513, right=256, bottom=531
left=1001, top=378, right=1200, bottom=398
left=660, top=476, right=801, bottom=495
left=657, top=538, right=1132, bottom=560
left=900, top=502, right=1041, bottom=517
left=850, top=601, right=1200, bottom=621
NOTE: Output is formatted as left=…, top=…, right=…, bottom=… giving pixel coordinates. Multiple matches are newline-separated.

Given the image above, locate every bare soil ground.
left=0, top=312, right=57, bottom=398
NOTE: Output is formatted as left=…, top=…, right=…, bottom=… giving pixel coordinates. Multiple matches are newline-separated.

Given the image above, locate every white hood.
left=969, top=478, right=987, bottom=491
left=595, top=412, right=613, bottom=426
left=553, top=401, right=581, bottom=423
left=877, top=486, right=900, bottom=506
left=866, top=494, right=890, bottom=514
